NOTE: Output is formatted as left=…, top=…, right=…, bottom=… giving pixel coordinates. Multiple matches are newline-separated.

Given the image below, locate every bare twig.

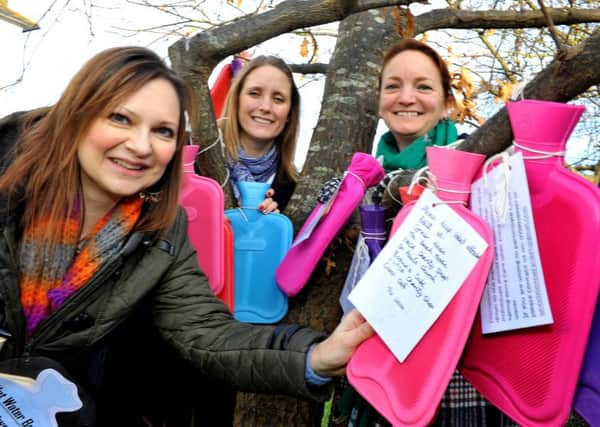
left=478, top=29, right=516, bottom=82
left=536, top=0, right=568, bottom=57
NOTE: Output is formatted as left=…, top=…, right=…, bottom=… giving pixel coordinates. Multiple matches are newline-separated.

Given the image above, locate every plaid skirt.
left=324, top=371, right=518, bottom=427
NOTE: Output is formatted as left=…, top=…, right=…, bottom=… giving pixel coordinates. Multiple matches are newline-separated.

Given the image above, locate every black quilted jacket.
left=0, top=111, right=329, bottom=424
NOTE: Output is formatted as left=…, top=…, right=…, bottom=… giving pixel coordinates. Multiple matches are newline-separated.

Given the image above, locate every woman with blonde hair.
left=0, top=46, right=373, bottom=425
left=220, top=55, right=300, bottom=212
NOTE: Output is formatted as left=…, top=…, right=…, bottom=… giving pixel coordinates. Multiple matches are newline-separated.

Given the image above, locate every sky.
left=0, top=0, right=336, bottom=167
left=0, top=0, right=452, bottom=166
left=0, top=1, right=595, bottom=167
left=0, top=1, right=181, bottom=117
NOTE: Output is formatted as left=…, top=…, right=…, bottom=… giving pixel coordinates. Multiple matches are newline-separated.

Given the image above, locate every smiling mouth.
left=394, top=112, right=420, bottom=117
left=252, top=117, right=274, bottom=124
left=111, top=158, right=145, bottom=171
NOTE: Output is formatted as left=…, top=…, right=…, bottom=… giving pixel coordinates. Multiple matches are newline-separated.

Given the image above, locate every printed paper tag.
left=349, top=189, right=488, bottom=362
left=471, top=152, right=553, bottom=334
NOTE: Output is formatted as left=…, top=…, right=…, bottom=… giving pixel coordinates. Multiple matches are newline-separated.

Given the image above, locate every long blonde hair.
left=220, top=55, right=300, bottom=182
left=0, top=46, right=193, bottom=242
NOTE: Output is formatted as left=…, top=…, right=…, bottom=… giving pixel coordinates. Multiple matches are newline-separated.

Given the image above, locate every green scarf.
left=375, top=119, right=458, bottom=173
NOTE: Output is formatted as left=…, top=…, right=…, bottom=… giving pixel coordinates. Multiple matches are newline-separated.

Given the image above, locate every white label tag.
left=349, top=189, right=488, bottom=362
left=339, top=236, right=371, bottom=314
left=471, top=152, right=553, bottom=334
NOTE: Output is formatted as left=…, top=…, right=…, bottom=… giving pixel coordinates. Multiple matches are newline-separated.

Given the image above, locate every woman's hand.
left=309, top=309, right=374, bottom=377
left=258, top=188, right=279, bottom=214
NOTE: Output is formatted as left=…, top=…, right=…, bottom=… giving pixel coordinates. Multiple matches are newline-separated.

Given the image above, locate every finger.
left=258, top=198, right=273, bottom=212
left=259, top=199, right=278, bottom=214
left=267, top=201, right=278, bottom=214
left=356, top=321, right=375, bottom=341
left=339, top=309, right=366, bottom=330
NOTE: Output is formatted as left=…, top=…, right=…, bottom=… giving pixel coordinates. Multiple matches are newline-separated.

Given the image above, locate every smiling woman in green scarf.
left=375, top=39, right=458, bottom=173
left=325, top=40, right=516, bottom=427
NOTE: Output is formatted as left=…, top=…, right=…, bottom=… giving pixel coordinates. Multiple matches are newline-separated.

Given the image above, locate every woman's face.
left=237, top=64, right=292, bottom=156
left=78, top=78, right=180, bottom=207
left=379, top=50, right=448, bottom=149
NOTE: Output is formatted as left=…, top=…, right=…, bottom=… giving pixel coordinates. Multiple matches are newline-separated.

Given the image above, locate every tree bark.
left=167, top=2, right=600, bottom=209
left=233, top=7, right=403, bottom=426
left=416, top=7, right=600, bottom=32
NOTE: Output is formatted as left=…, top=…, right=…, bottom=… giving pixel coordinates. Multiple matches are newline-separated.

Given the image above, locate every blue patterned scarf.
left=227, top=144, right=279, bottom=201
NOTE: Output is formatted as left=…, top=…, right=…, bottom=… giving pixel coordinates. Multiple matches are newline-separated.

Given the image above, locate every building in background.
left=0, top=0, right=38, bottom=32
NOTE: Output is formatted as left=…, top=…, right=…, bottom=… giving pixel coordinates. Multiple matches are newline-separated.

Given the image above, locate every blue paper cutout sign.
left=0, top=369, right=82, bottom=427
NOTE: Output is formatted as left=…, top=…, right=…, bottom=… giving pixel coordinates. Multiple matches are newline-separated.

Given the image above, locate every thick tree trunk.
left=233, top=7, right=404, bottom=426
left=167, top=0, right=413, bottom=208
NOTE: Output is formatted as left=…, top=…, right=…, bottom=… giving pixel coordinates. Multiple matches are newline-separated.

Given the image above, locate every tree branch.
left=460, top=27, right=600, bottom=156
left=478, top=29, right=516, bottom=82
left=416, top=7, right=600, bottom=33
left=169, top=0, right=414, bottom=67
left=536, top=0, right=569, bottom=57
left=289, top=62, right=329, bottom=74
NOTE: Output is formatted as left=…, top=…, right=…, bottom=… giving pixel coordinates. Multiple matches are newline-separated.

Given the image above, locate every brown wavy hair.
left=220, top=55, right=300, bottom=182
left=0, top=46, right=193, bottom=242
left=380, top=39, right=455, bottom=107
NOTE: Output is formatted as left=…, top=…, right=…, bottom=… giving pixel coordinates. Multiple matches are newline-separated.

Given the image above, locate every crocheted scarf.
left=375, top=119, right=458, bottom=173
left=19, top=195, right=143, bottom=336
left=227, top=144, right=279, bottom=200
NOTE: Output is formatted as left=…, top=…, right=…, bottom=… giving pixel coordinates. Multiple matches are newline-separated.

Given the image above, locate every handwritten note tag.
left=471, top=152, right=553, bottom=334
left=349, top=189, right=488, bottom=362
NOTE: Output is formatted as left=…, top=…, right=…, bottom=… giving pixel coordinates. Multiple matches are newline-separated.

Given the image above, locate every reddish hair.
left=380, top=39, right=455, bottom=106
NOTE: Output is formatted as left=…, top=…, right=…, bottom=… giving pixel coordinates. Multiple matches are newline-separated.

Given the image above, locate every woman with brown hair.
left=0, top=46, right=373, bottom=425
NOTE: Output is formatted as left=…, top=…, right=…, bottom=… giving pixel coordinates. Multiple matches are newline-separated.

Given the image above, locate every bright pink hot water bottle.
left=347, top=146, right=494, bottom=426
left=461, top=100, right=600, bottom=427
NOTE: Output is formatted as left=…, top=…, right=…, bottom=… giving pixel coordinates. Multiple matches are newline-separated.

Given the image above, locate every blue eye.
left=109, top=112, right=129, bottom=124
left=154, top=127, right=176, bottom=139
